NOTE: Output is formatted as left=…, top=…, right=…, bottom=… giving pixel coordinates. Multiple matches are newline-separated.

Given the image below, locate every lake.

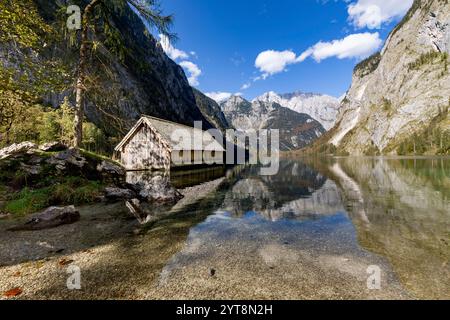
left=138, top=157, right=450, bottom=299
left=1, top=157, right=448, bottom=299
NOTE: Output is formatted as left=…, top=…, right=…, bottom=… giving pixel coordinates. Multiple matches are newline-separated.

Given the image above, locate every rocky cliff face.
left=253, top=91, right=341, bottom=130
left=192, top=89, right=231, bottom=132
left=329, top=0, right=450, bottom=155
left=1, top=0, right=220, bottom=140
left=220, top=95, right=325, bottom=151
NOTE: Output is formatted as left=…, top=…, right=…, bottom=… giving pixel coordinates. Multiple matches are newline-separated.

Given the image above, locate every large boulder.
left=0, top=142, right=37, bottom=160
left=127, top=174, right=183, bottom=203
left=8, top=206, right=80, bottom=231
left=53, top=148, right=87, bottom=168
left=46, top=148, right=87, bottom=171
left=97, top=160, right=125, bottom=184
left=38, top=142, right=67, bottom=152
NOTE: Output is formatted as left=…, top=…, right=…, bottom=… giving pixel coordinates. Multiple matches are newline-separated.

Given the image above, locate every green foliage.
left=397, top=106, right=450, bottom=155
left=364, top=143, right=381, bottom=156
left=0, top=95, right=109, bottom=154
left=382, top=98, right=393, bottom=114
left=0, top=0, right=53, bottom=49
left=354, top=52, right=381, bottom=77
left=408, top=51, right=449, bottom=71
left=0, top=0, right=175, bottom=154
left=4, top=187, right=52, bottom=216
left=50, top=177, right=104, bottom=205
left=3, top=177, right=104, bottom=216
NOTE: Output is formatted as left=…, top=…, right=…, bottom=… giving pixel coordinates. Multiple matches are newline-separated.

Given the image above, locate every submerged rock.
left=8, top=206, right=80, bottom=231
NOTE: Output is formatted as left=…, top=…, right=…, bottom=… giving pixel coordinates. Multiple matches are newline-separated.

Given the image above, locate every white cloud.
left=205, top=92, right=233, bottom=103
left=159, top=34, right=189, bottom=60
left=301, top=32, right=383, bottom=62
left=348, top=0, right=413, bottom=29
left=253, top=32, right=382, bottom=79
left=241, top=82, right=251, bottom=90
left=159, top=35, right=202, bottom=87
left=255, top=50, right=298, bottom=78
left=179, top=61, right=202, bottom=86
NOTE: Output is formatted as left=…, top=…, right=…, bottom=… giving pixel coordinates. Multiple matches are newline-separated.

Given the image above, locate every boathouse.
left=114, top=116, right=225, bottom=171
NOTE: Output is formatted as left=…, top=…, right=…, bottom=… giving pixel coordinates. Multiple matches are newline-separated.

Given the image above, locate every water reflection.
left=151, top=157, right=449, bottom=299
left=327, top=157, right=450, bottom=299
left=221, top=162, right=345, bottom=221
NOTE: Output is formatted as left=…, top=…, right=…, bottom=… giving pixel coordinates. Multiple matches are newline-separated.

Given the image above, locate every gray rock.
left=20, top=163, right=41, bottom=175
left=0, top=212, right=11, bottom=219
left=126, top=171, right=183, bottom=203
left=104, top=187, right=135, bottom=200
left=97, top=160, right=125, bottom=176
left=135, top=176, right=183, bottom=203
left=329, top=1, right=450, bottom=154
left=38, top=142, right=67, bottom=152
left=8, top=206, right=80, bottom=231
left=0, top=142, right=37, bottom=160
left=50, top=148, right=87, bottom=168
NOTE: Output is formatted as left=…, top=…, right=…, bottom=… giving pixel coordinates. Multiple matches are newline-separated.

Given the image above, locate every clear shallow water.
left=151, top=157, right=449, bottom=299
left=3, top=157, right=448, bottom=299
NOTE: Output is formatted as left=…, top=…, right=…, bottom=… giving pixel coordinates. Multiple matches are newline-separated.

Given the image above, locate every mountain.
left=0, top=0, right=223, bottom=147
left=220, top=96, right=325, bottom=151
left=253, top=91, right=341, bottom=130
left=328, top=0, right=450, bottom=155
left=192, top=89, right=231, bottom=132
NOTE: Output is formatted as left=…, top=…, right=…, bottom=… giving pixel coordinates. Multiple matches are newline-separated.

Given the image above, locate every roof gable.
left=115, top=116, right=225, bottom=152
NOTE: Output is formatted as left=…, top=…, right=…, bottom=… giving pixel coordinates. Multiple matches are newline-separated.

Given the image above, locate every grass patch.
left=50, top=177, right=104, bottom=205
left=4, top=187, right=52, bottom=216
left=3, top=176, right=105, bottom=216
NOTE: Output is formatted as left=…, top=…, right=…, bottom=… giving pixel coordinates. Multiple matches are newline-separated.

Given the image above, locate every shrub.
left=408, top=51, right=448, bottom=71
left=354, top=52, right=381, bottom=77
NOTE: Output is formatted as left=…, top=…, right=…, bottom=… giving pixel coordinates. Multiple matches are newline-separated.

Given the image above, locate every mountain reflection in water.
left=148, top=158, right=448, bottom=299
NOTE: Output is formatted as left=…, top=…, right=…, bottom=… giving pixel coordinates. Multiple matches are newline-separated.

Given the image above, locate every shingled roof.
left=115, top=115, right=225, bottom=152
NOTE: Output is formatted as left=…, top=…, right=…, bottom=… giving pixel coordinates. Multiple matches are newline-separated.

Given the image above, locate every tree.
left=73, top=0, right=175, bottom=147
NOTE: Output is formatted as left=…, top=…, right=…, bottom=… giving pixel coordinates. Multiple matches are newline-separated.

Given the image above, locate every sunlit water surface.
left=151, top=157, right=449, bottom=299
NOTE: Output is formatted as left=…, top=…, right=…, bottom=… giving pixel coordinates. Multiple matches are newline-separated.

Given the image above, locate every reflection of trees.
left=328, top=158, right=450, bottom=299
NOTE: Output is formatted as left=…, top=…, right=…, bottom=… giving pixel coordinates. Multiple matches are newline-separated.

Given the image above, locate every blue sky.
left=157, top=0, right=413, bottom=101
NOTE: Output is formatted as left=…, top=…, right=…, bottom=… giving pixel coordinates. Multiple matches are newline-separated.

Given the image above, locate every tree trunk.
left=73, top=0, right=101, bottom=148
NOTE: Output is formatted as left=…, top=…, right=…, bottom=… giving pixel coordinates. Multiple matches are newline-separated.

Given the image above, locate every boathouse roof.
left=115, top=115, right=225, bottom=152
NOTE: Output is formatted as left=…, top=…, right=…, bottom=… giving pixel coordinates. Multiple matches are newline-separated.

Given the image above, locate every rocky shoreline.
left=0, top=142, right=183, bottom=228
left=0, top=176, right=227, bottom=300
